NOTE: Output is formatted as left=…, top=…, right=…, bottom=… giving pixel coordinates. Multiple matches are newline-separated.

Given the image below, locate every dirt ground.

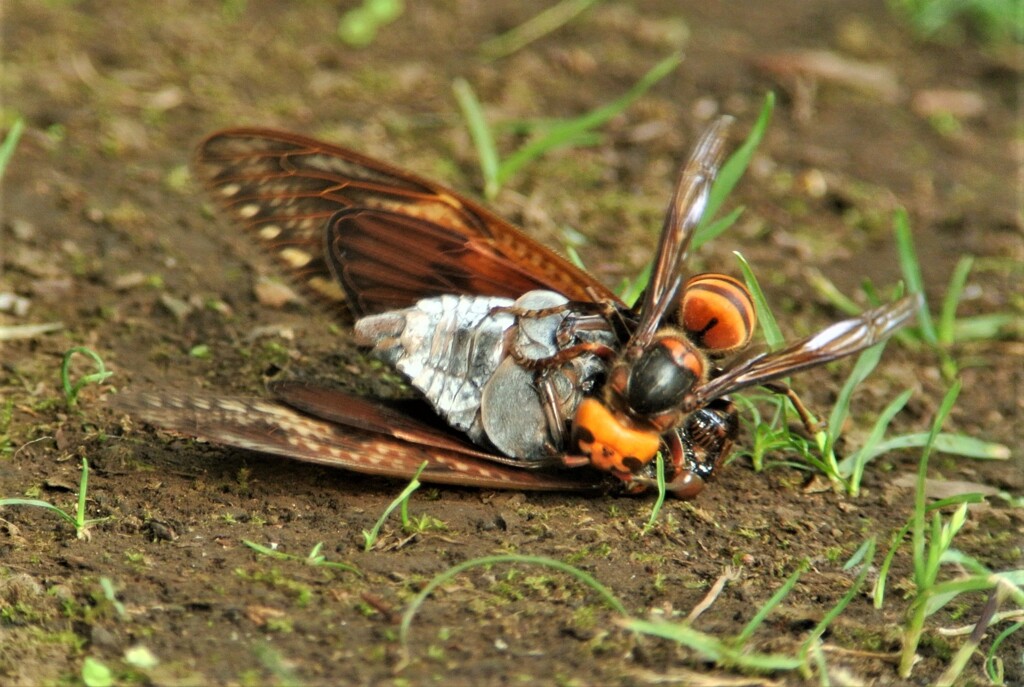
left=2, top=1, right=1021, bottom=685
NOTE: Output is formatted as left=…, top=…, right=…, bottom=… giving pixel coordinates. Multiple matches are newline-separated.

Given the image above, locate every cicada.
left=120, top=116, right=918, bottom=498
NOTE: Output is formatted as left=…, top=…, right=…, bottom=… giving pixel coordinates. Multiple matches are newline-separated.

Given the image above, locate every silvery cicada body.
left=119, top=116, right=920, bottom=498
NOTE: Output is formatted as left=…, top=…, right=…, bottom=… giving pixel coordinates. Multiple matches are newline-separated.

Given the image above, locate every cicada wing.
left=114, top=390, right=607, bottom=493
left=194, top=128, right=618, bottom=317
left=270, top=380, right=507, bottom=463
left=324, top=208, right=616, bottom=316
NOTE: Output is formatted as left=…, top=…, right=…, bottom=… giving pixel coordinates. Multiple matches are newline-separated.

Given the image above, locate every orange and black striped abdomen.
left=679, top=273, right=756, bottom=353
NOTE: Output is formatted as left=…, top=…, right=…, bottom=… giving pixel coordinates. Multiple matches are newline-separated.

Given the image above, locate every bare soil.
left=2, top=1, right=1021, bottom=685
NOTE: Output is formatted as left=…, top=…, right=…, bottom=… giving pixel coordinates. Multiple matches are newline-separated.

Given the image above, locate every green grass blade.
left=911, top=381, right=962, bottom=583
left=0, top=458, right=108, bottom=538
left=894, top=210, right=937, bottom=344
left=843, top=537, right=876, bottom=570
left=0, top=117, right=25, bottom=181
left=99, top=577, right=127, bottom=618
left=861, top=431, right=1009, bottom=461
left=938, top=548, right=998, bottom=577
left=61, top=347, right=114, bottom=408
left=243, top=539, right=361, bottom=572
left=452, top=78, right=501, bottom=199
left=642, top=451, right=667, bottom=534
left=243, top=539, right=292, bottom=559
left=399, top=554, right=627, bottom=660
left=76, top=458, right=90, bottom=533
left=873, top=493, right=983, bottom=608
left=496, top=118, right=604, bottom=147
left=937, top=256, right=973, bottom=345
left=480, top=0, right=602, bottom=60
left=804, top=268, right=864, bottom=316
left=336, top=0, right=405, bottom=47
left=0, top=498, right=78, bottom=527
left=736, top=251, right=783, bottom=349
left=824, top=341, right=888, bottom=461
left=622, top=618, right=804, bottom=671
left=953, top=313, right=1019, bottom=341
left=736, top=559, right=809, bottom=645
left=564, top=244, right=586, bottom=269
left=922, top=573, right=1005, bottom=617
left=495, top=52, right=681, bottom=191
left=874, top=520, right=911, bottom=608
left=693, top=92, right=774, bottom=249
left=622, top=618, right=729, bottom=661
left=987, top=619, right=1024, bottom=684
left=690, top=206, right=744, bottom=252
left=843, top=388, right=914, bottom=496
left=362, top=462, right=427, bottom=551
left=617, top=261, right=652, bottom=306
left=800, top=539, right=875, bottom=661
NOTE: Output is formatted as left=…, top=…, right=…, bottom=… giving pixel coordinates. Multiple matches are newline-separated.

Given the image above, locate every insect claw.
left=665, top=471, right=707, bottom=500
left=761, top=382, right=822, bottom=434
left=633, top=470, right=707, bottom=500
left=560, top=454, right=591, bottom=469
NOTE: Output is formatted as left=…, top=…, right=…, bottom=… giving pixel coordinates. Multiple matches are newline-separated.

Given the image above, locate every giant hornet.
left=119, top=116, right=919, bottom=498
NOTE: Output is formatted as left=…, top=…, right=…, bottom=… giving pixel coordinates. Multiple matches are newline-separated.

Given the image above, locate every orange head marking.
left=572, top=398, right=661, bottom=474
left=680, top=273, right=756, bottom=353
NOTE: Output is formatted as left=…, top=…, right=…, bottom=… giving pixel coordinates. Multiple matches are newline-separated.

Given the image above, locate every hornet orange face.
left=571, top=398, right=662, bottom=474
left=570, top=273, right=755, bottom=479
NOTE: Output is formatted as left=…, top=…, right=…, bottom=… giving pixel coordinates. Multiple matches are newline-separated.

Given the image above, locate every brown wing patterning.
left=194, top=128, right=617, bottom=316
left=114, top=391, right=607, bottom=493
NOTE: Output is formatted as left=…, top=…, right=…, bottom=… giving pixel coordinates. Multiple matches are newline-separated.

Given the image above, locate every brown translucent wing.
left=194, top=128, right=618, bottom=317
left=269, top=380, right=545, bottom=468
left=113, top=390, right=607, bottom=493
left=629, top=116, right=733, bottom=349
left=692, top=294, right=922, bottom=403
left=324, top=208, right=609, bottom=316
